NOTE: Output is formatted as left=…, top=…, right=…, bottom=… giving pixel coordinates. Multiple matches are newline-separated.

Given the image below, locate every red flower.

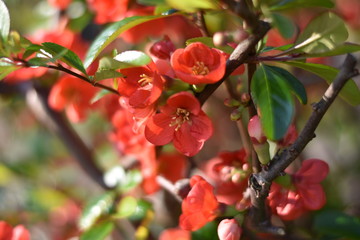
left=48, top=0, right=72, bottom=9
left=179, top=175, right=219, bottom=231
left=159, top=228, right=190, bottom=240
left=48, top=75, right=97, bottom=122
left=87, top=0, right=129, bottom=24
left=0, top=221, right=30, bottom=240
left=171, top=42, right=226, bottom=84
left=118, top=62, right=164, bottom=109
left=276, top=124, right=298, bottom=148
left=268, top=159, right=329, bottom=220
left=217, top=219, right=242, bottom=240
left=145, top=91, right=213, bottom=156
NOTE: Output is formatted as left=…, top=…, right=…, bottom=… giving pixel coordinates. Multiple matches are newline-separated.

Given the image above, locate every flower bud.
left=248, top=115, right=267, bottom=144
left=217, top=219, right=242, bottom=240
left=149, top=36, right=175, bottom=59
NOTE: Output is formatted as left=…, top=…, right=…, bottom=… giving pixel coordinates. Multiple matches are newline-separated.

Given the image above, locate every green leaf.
left=281, top=61, right=360, bottom=105
left=314, top=210, right=360, bottom=240
left=265, top=65, right=307, bottom=104
left=138, top=0, right=166, bottom=6
left=271, top=13, right=295, bottom=39
left=79, top=192, right=115, bottom=230
left=90, top=89, right=112, bottom=104
left=80, top=222, right=114, bottom=240
left=298, top=42, right=360, bottom=58
left=251, top=64, right=294, bottom=140
left=94, top=69, right=123, bottom=81
left=119, top=169, right=143, bottom=193
left=0, top=0, right=10, bottom=40
left=23, top=44, right=42, bottom=59
left=41, top=42, right=87, bottom=75
left=128, top=199, right=153, bottom=221
left=0, top=60, right=19, bottom=80
left=166, top=0, right=219, bottom=12
left=114, top=196, right=138, bottom=218
left=113, top=50, right=151, bottom=68
left=192, top=221, right=218, bottom=240
left=84, top=15, right=165, bottom=69
left=27, top=57, right=51, bottom=67
left=186, top=37, right=234, bottom=54
left=270, top=0, right=334, bottom=11
left=293, top=12, right=348, bottom=54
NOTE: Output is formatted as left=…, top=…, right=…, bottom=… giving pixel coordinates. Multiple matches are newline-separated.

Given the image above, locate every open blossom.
left=145, top=91, right=213, bottom=156
left=179, top=175, right=219, bottom=231
left=171, top=42, right=226, bottom=84
left=268, top=159, right=329, bottom=220
left=217, top=219, right=242, bottom=240
left=159, top=228, right=190, bottom=240
left=0, top=221, right=30, bottom=240
left=87, top=0, right=129, bottom=24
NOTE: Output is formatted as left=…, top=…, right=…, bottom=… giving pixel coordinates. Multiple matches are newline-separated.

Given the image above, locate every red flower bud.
left=150, top=36, right=176, bottom=60
left=217, top=219, right=242, bottom=240
left=248, top=115, right=267, bottom=144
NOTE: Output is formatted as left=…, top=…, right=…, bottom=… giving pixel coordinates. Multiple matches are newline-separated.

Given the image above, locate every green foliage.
left=270, top=13, right=296, bottom=39
left=79, top=192, right=116, bottom=230
left=186, top=37, right=233, bottom=54
left=113, top=50, right=152, bottom=69
left=314, top=210, right=360, bottom=240
left=84, top=15, right=165, bottom=68
left=298, top=42, right=360, bottom=58
left=269, top=0, right=334, bottom=11
left=114, top=196, right=138, bottom=218
left=166, top=0, right=219, bottom=12
left=80, top=222, right=115, bottom=240
left=0, top=0, right=10, bottom=41
left=41, top=42, right=87, bottom=75
left=94, top=69, right=123, bottom=81
left=192, top=221, right=218, bottom=240
left=118, top=169, right=143, bottom=193
left=0, top=60, right=18, bottom=80
left=251, top=64, right=294, bottom=140
left=292, top=12, right=348, bottom=54
left=281, top=61, right=360, bottom=105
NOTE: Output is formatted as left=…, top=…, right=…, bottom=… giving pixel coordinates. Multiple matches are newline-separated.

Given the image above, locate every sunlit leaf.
left=79, top=192, right=115, bottom=230
left=251, top=64, right=294, bottom=140
left=80, top=222, right=114, bottom=240
left=113, top=50, right=151, bottom=68
left=119, top=169, right=143, bottom=193
left=0, top=0, right=10, bottom=40
left=314, top=210, right=360, bottom=240
left=23, top=44, right=42, bottom=59
left=84, top=15, right=166, bottom=69
left=94, top=69, right=123, bottom=81
left=0, top=60, right=19, bottom=80
left=41, top=42, right=87, bottom=75
left=270, top=0, right=334, bottom=11
left=292, top=12, right=348, bottom=54
left=186, top=37, right=234, bottom=54
left=298, top=42, right=360, bottom=58
left=265, top=65, right=307, bottom=104
left=271, top=13, right=295, bottom=39
left=27, top=57, right=51, bottom=67
left=114, top=196, right=138, bottom=218
left=90, top=89, right=112, bottom=104
left=166, top=0, right=219, bottom=12
left=281, top=61, right=360, bottom=105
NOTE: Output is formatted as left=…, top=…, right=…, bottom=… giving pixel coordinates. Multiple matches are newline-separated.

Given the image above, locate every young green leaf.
left=297, top=42, right=360, bottom=59
left=265, top=65, right=307, bottom=104
left=271, top=13, right=296, bottom=39
left=84, top=15, right=165, bottom=69
left=113, top=50, right=151, bottom=68
left=23, top=44, right=42, bottom=59
left=0, top=60, right=19, bottom=80
left=94, top=69, right=123, bottom=81
left=270, top=0, right=334, bottom=11
left=0, top=0, right=10, bottom=40
left=114, top=196, right=138, bottom=218
left=186, top=37, right=234, bottom=54
left=281, top=61, right=360, bottom=105
left=79, top=192, right=115, bottom=231
left=251, top=64, right=294, bottom=140
left=292, top=12, right=348, bottom=54
left=80, top=222, right=114, bottom=240
left=41, top=42, right=87, bottom=75
left=166, top=0, right=219, bottom=12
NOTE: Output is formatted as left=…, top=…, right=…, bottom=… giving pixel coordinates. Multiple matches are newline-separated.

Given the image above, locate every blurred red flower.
left=171, top=42, right=226, bottom=84
left=87, top=0, right=129, bottom=24
left=179, top=175, right=219, bottom=231
left=159, top=228, right=190, bottom=240
left=0, top=221, right=30, bottom=240
left=145, top=91, right=213, bottom=156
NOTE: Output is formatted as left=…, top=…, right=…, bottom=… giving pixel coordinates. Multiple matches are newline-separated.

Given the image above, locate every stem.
left=196, top=11, right=210, bottom=37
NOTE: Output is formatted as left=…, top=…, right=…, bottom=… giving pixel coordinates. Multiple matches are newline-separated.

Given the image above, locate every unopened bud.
left=213, top=32, right=227, bottom=47
left=253, top=141, right=271, bottom=165
left=241, top=93, right=251, bottom=104
left=174, top=179, right=191, bottom=199
left=248, top=115, right=267, bottom=144
left=217, top=219, right=242, bottom=240
left=149, top=36, right=175, bottom=59
left=224, top=98, right=241, bottom=107
left=230, top=107, right=244, bottom=121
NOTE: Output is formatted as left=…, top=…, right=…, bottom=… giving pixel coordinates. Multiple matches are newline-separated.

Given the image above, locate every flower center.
left=192, top=61, right=209, bottom=75
left=138, top=74, right=153, bottom=87
left=169, top=108, right=191, bottom=131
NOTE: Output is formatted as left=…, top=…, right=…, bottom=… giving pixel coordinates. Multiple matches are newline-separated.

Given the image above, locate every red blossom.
left=179, top=175, right=219, bottom=231
left=48, top=0, right=72, bottom=9
left=48, top=75, right=97, bottom=122
left=159, top=228, right=191, bottom=240
left=0, top=221, right=30, bottom=240
left=87, top=0, right=129, bottom=24
left=145, top=91, right=213, bottom=156
left=217, top=219, right=242, bottom=240
left=268, top=159, right=329, bottom=220
left=171, top=42, right=226, bottom=84
left=276, top=124, right=298, bottom=148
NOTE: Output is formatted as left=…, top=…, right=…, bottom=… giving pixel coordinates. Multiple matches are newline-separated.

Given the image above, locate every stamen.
left=169, top=108, right=191, bottom=131
left=192, top=61, right=209, bottom=75
left=138, top=74, right=153, bottom=87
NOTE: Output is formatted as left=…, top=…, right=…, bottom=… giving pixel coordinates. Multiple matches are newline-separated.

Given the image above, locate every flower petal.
left=145, top=113, right=174, bottom=145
